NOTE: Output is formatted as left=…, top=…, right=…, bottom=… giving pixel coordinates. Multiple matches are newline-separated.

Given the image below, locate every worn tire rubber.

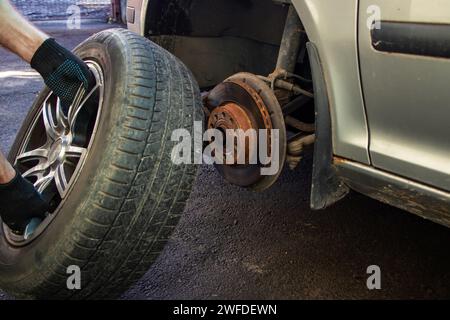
left=0, top=28, right=202, bottom=299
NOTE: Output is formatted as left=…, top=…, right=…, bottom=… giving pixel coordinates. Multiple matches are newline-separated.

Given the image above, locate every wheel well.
left=143, top=0, right=289, bottom=88
left=143, top=1, right=319, bottom=193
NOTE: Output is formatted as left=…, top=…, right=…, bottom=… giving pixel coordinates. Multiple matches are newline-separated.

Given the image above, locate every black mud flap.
left=307, top=42, right=350, bottom=210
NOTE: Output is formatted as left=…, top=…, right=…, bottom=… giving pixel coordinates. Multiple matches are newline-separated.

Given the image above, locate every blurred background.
left=10, top=0, right=126, bottom=22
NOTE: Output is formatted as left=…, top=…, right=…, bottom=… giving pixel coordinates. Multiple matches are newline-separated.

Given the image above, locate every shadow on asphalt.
left=125, top=154, right=450, bottom=300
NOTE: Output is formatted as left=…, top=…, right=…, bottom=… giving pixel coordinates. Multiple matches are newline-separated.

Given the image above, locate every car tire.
left=0, top=28, right=202, bottom=299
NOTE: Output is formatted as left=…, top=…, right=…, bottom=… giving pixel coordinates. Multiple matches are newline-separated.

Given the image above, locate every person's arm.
left=0, top=0, right=49, bottom=62
left=0, top=0, right=94, bottom=235
left=0, top=0, right=93, bottom=113
left=0, top=151, right=14, bottom=184
left=0, top=0, right=47, bottom=185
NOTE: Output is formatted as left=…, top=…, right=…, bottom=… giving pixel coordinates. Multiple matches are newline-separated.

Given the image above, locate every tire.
left=0, top=28, right=202, bottom=299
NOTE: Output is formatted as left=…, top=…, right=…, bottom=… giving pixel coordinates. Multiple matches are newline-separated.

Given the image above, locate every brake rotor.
left=205, top=72, right=287, bottom=191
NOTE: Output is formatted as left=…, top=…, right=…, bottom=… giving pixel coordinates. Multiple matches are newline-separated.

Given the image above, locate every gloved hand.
left=31, top=38, right=94, bottom=114
left=0, top=169, right=48, bottom=235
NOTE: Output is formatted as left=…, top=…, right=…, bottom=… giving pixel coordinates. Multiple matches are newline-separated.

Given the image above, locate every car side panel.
left=359, top=0, right=450, bottom=191
left=292, top=0, right=370, bottom=164
left=127, top=0, right=146, bottom=35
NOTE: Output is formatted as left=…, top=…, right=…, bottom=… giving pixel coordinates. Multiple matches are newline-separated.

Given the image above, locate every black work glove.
left=31, top=38, right=94, bottom=114
left=0, top=169, right=48, bottom=235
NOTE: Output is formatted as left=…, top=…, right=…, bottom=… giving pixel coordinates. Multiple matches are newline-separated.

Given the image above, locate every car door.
left=358, top=0, right=450, bottom=191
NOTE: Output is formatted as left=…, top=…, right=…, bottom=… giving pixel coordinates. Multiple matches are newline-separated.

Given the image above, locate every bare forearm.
left=0, top=151, right=15, bottom=184
left=0, top=0, right=49, bottom=62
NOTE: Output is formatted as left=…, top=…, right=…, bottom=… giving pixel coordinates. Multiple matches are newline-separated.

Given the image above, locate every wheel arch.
left=128, top=0, right=370, bottom=161
left=291, top=0, right=371, bottom=164
left=129, top=0, right=290, bottom=88
left=127, top=0, right=369, bottom=208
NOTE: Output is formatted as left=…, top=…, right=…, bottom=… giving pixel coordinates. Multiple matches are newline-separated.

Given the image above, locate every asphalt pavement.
left=1, top=22, right=450, bottom=300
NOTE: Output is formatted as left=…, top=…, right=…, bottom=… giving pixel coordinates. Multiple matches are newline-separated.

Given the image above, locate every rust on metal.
left=208, top=102, right=257, bottom=164
left=208, top=102, right=254, bottom=132
left=226, top=78, right=273, bottom=134
left=204, top=72, right=287, bottom=190
left=333, top=156, right=350, bottom=166
left=285, top=115, right=315, bottom=132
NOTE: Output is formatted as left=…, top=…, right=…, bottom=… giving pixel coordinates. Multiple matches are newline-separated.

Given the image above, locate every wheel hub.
left=208, top=102, right=257, bottom=164
left=48, top=137, right=67, bottom=164
left=208, top=102, right=254, bottom=132
left=204, top=73, right=287, bottom=190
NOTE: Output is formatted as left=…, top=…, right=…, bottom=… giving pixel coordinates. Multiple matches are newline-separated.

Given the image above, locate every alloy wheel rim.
left=3, top=60, right=104, bottom=246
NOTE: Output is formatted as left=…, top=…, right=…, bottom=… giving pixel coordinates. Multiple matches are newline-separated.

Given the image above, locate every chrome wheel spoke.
left=55, top=98, right=69, bottom=131
left=16, top=148, right=48, bottom=163
left=34, top=173, right=54, bottom=193
left=66, top=146, right=87, bottom=158
left=67, top=85, right=86, bottom=131
left=22, top=162, right=48, bottom=179
left=43, top=100, right=59, bottom=141
left=79, top=83, right=100, bottom=108
left=69, top=83, right=101, bottom=132
left=55, top=165, right=69, bottom=198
